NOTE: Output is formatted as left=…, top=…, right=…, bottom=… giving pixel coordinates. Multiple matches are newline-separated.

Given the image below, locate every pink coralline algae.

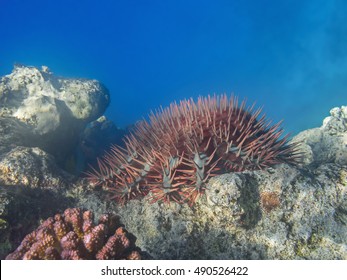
left=6, top=208, right=143, bottom=260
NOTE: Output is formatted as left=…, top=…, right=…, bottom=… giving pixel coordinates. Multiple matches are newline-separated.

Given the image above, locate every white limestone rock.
left=292, top=105, right=347, bottom=166
left=0, top=65, right=110, bottom=163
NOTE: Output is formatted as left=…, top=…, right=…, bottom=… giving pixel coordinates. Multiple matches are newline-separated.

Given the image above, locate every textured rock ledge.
left=0, top=147, right=73, bottom=188
left=111, top=164, right=346, bottom=259
left=293, top=105, right=347, bottom=166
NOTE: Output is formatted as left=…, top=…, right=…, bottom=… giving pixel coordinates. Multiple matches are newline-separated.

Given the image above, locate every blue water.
left=1, top=0, right=346, bottom=135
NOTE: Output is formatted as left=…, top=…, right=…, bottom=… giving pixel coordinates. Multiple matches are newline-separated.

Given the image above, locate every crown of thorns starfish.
left=86, top=94, right=300, bottom=205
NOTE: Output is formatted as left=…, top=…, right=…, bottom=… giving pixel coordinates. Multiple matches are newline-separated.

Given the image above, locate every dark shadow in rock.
left=0, top=185, right=76, bottom=259
left=237, top=174, right=261, bottom=229
left=335, top=196, right=347, bottom=226
left=0, top=117, right=34, bottom=155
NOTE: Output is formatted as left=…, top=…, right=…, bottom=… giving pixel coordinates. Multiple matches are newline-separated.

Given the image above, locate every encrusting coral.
left=5, top=208, right=143, bottom=260
left=260, top=191, right=281, bottom=213
left=87, top=94, right=301, bottom=205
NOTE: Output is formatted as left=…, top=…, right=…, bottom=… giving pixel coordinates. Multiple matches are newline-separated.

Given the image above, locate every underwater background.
left=1, top=0, right=346, bottom=135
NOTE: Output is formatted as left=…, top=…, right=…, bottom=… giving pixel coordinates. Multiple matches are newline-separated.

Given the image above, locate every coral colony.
left=87, top=94, right=300, bottom=205
left=6, top=208, right=142, bottom=260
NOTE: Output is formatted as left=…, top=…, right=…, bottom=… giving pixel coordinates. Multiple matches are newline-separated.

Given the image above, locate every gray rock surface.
left=0, top=65, right=110, bottom=163
left=111, top=164, right=346, bottom=259
left=293, top=105, right=347, bottom=166
left=0, top=146, right=73, bottom=189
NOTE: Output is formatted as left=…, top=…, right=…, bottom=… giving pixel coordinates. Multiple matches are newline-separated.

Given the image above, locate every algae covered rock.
left=0, top=146, right=73, bottom=188
left=113, top=164, right=346, bottom=259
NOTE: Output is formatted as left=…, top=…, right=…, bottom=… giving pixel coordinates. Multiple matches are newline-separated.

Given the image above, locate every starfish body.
left=86, top=95, right=300, bottom=205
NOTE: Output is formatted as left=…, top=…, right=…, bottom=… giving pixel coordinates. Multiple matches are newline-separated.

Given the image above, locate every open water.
left=1, top=0, right=346, bottom=135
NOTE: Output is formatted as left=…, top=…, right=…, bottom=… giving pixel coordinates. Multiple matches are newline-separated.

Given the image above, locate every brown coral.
left=5, top=208, right=143, bottom=260
left=86, top=94, right=301, bottom=205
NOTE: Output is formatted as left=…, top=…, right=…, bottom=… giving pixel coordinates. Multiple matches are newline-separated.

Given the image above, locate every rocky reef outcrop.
left=111, top=163, right=346, bottom=259
left=293, top=106, right=347, bottom=166
left=0, top=65, right=110, bottom=164
left=0, top=65, right=113, bottom=258
left=0, top=147, right=73, bottom=188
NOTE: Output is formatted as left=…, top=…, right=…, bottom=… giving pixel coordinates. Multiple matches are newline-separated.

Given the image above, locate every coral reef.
left=87, top=94, right=300, bottom=205
left=1, top=64, right=346, bottom=260
left=5, top=208, right=143, bottom=260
